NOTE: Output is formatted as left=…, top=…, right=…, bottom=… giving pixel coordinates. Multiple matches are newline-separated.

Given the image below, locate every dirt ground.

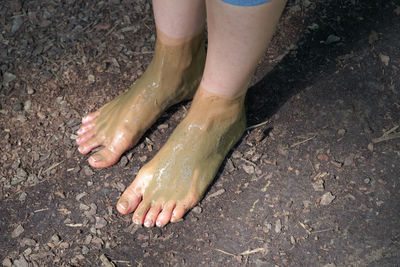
left=1, top=0, right=399, bottom=266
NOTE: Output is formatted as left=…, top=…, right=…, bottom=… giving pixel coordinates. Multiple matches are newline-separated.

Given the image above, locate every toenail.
left=133, top=218, right=140, bottom=225
left=156, top=220, right=163, bottom=227
left=144, top=219, right=152, bottom=227
left=77, top=128, right=83, bottom=135
left=118, top=199, right=129, bottom=210
left=91, top=154, right=103, bottom=162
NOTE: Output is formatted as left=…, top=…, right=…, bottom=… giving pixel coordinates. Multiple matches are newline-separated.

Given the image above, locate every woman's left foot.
left=116, top=87, right=246, bottom=227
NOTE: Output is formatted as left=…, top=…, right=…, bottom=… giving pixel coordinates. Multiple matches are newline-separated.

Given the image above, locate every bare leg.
left=76, top=0, right=206, bottom=168
left=202, top=0, right=287, bottom=97
left=117, top=0, right=287, bottom=227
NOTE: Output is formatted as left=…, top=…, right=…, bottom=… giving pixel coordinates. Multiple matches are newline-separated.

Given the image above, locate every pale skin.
left=77, top=0, right=287, bottom=227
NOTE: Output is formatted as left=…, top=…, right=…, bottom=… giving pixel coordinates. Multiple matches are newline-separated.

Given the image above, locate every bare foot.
left=76, top=32, right=205, bottom=168
left=116, top=87, right=246, bottom=227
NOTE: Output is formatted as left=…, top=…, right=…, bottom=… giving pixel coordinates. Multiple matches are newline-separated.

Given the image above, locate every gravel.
left=11, top=224, right=24, bottom=238
left=320, top=192, right=336, bottom=206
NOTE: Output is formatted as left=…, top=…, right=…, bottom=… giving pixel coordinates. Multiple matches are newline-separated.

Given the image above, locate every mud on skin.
left=76, top=30, right=206, bottom=168
left=116, top=87, right=247, bottom=227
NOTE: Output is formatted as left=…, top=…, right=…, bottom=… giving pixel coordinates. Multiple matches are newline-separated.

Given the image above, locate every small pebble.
left=364, top=178, right=371, bottom=184
left=337, top=128, right=346, bottom=136
left=20, top=238, right=36, bottom=247
left=232, top=151, right=242, bottom=159
left=157, top=124, right=168, bottom=130
left=84, top=203, right=97, bottom=216
left=379, top=53, right=390, bottom=66
left=84, top=234, right=93, bottom=245
left=367, top=143, right=374, bottom=152
left=343, top=154, right=354, bottom=166
left=95, top=217, right=108, bottom=229
left=51, top=234, right=61, bottom=244
left=59, top=242, right=70, bottom=249
left=27, top=87, right=35, bottom=95
left=11, top=16, right=24, bottom=34
left=11, top=224, right=24, bottom=238
left=83, top=166, right=94, bottom=176
left=88, top=74, right=95, bottom=84
left=242, top=165, right=255, bottom=174
left=275, top=219, right=282, bottom=233
left=17, top=114, right=27, bottom=123
left=312, top=179, right=325, bottom=192
left=79, top=203, right=90, bottom=211
left=192, top=206, right=202, bottom=214
left=24, top=100, right=31, bottom=111
left=75, top=192, right=87, bottom=201
left=19, top=192, right=27, bottom=201
left=325, top=34, right=341, bottom=44
left=12, top=256, right=28, bottom=267
left=3, top=72, right=16, bottom=87
left=320, top=192, right=336, bottom=206
left=119, top=156, right=128, bottom=167
left=82, top=246, right=90, bottom=255
left=2, top=257, right=12, bottom=267
left=23, top=248, right=32, bottom=256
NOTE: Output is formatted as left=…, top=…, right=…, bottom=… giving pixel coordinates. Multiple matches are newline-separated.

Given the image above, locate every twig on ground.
left=246, top=120, right=271, bottom=131
left=311, top=228, right=333, bottom=234
left=34, top=208, right=49, bottom=213
left=65, top=223, right=83, bottom=227
left=214, top=247, right=266, bottom=257
left=214, top=248, right=236, bottom=257
left=290, top=134, right=317, bottom=147
left=42, top=161, right=63, bottom=175
left=372, top=125, right=400, bottom=143
left=240, top=248, right=266, bottom=255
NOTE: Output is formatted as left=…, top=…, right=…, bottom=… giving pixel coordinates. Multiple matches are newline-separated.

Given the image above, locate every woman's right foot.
left=76, top=31, right=206, bottom=168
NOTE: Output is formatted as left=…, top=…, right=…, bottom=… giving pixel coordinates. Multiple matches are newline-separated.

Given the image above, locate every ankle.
left=153, top=30, right=206, bottom=71
left=190, top=86, right=246, bottom=121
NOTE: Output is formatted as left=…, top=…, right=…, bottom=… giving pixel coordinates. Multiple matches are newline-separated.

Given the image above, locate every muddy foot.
left=76, top=32, right=205, bottom=168
left=116, top=87, right=246, bottom=227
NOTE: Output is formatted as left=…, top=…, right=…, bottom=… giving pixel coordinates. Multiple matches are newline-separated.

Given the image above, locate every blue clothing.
left=221, top=0, right=271, bottom=6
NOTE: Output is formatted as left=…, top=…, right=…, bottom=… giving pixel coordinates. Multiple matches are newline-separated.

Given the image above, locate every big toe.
left=117, top=181, right=142, bottom=215
left=88, top=147, right=122, bottom=168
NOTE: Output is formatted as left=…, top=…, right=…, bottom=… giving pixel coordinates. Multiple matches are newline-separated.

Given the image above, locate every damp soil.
left=1, top=0, right=399, bottom=266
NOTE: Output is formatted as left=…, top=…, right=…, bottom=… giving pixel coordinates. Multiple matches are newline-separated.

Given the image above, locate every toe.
left=117, top=181, right=142, bottom=215
left=156, top=201, right=175, bottom=227
left=82, top=111, right=99, bottom=124
left=170, top=202, right=190, bottom=223
left=132, top=201, right=151, bottom=225
left=78, top=137, right=102, bottom=154
left=76, top=128, right=96, bottom=145
left=88, top=147, right=122, bottom=168
left=77, top=122, right=95, bottom=136
left=144, top=203, right=162, bottom=227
